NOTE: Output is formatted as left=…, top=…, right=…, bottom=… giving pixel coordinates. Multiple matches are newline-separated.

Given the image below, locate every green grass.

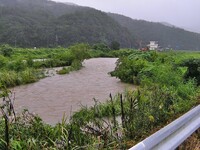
left=0, top=46, right=200, bottom=149
left=0, top=44, right=92, bottom=87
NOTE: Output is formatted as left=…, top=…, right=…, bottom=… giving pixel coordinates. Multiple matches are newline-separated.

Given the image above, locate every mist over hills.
left=108, top=13, right=200, bottom=50
left=0, top=0, right=199, bottom=50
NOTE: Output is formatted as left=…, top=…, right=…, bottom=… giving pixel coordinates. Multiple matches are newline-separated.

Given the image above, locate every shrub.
left=57, top=67, right=71, bottom=75
left=181, top=59, right=200, bottom=85
left=0, top=55, right=8, bottom=68
left=0, top=44, right=13, bottom=57
left=110, top=41, right=120, bottom=50
left=92, top=43, right=110, bottom=51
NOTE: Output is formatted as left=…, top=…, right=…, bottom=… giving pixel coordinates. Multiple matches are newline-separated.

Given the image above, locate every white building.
left=147, top=41, right=159, bottom=50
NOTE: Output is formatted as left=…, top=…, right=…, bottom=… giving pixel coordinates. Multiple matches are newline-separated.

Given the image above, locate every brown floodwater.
left=12, top=58, right=134, bottom=124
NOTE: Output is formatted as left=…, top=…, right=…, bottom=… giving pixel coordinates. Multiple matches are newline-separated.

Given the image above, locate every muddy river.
left=12, top=58, right=134, bottom=124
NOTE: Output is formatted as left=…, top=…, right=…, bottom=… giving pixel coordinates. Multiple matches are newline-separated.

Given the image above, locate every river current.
left=13, top=58, right=133, bottom=124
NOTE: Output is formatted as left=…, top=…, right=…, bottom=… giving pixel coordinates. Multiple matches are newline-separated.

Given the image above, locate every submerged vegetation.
left=0, top=45, right=200, bottom=149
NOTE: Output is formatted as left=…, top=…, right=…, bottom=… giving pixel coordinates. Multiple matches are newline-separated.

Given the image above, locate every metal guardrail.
left=129, top=105, right=200, bottom=150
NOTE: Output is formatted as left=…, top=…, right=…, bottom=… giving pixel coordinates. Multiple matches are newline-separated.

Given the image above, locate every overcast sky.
left=53, top=0, right=200, bottom=33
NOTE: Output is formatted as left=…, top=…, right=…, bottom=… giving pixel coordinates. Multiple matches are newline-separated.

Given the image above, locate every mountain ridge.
left=0, top=0, right=135, bottom=47
left=108, top=13, right=200, bottom=50
left=0, top=0, right=199, bottom=50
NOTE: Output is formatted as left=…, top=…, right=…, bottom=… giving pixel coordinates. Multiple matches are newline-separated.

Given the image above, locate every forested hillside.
left=0, top=0, right=200, bottom=50
left=0, top=0, right=135, bottom=48
left=108, top=13, right=200, bottom=50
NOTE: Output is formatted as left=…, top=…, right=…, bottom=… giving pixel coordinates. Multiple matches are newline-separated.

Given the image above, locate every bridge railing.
left=129, top=105, right=200, bottom=150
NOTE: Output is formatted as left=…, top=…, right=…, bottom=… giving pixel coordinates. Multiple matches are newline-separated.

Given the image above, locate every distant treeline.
left=0, top=0, right=200, bottom=50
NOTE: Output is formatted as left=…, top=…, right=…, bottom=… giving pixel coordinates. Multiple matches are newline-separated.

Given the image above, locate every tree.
left=110, top=41, right=120, bottom=50
left=92, top=43, right=110, bottom=51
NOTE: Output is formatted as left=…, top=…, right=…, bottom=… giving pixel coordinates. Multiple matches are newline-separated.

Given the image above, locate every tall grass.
left=1, top=47, right=200, bottom=149
left=0, top=43, right=93, bottom=87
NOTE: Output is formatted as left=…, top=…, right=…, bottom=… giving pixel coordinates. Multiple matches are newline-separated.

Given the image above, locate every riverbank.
left=0, top=44, right=90, bottom=88
left=1, top=48, right=200, bottom=149
left=12, top=58, right=134, bottom=124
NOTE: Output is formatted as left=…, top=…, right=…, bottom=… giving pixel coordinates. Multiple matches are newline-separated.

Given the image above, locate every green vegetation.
left=108, top=13, right=200, bottom=50
left=0, top=43, right=92, bottom=87
left=1, top=47, right=200, bottom=149
left=0, top=43, right=134, bottom=86
left=0, top=0, right=134, bottom=48
left=1, top=1, right=200, bottom=149
left=57, top=67, right=70, bottom=75
left=181, top=58, right=200, bottom=85
left=0, top=44, right=13, bottom=57
left=110, top=41, right=120, bottom=50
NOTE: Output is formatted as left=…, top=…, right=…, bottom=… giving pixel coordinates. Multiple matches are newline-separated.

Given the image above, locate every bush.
left=92, top=43, right=110, bottom=51
left=110, top=51, right=156, bottom=84
left=181, top=59, right=200, bottom=85
left=71, top=60, right=82, bottom=71
left=110, top=41, right=120, bottom=50
left=0, top=44, right=13, bottom=57
left=57, top=67, right=71, bottom=75
left=69, top=43, right=90, bottom=61
left=0, top=55, right=8, bottom=68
